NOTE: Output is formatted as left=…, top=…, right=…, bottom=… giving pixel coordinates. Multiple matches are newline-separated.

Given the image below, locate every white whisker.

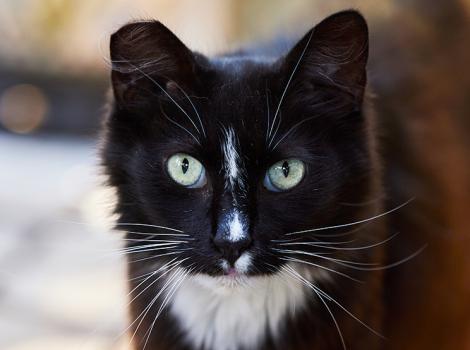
left=126, top=258, right=181, bottom=303
left=286, top=198, right=414, bottom=236
left=279, top=256, right=361, bottom=282
left=331, top=245, right=428, bottom=271
left=122, top=237, right=190, bottom=243
left=162, top=109, right=201, bottom=145
left=142, top=266, right=193, bottom=349
left=112, top=260, right=184, bottom=347
left=284, top=265, right=384, bottom=339
left=281, top=266, right=346, bottom=350
left=127, top=267, right=184, bottom=348
left=123, top=61, right=202, bottom=138
left=115, top=222, right=185, bottom=233
left=128, top=250, right=189, bottom=264
left=273, top=248, right=379, bottom=266
left=173, top=83, right=206, bottom=137
left=120, top=245, right=183, bottom=256
left=267, top=30, right=314, bottom=141
left=270, top=115, right=316, bottom=150
left=278, top=232, right=399, bottom=251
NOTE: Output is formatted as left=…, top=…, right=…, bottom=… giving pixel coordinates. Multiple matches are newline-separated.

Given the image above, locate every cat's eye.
left=167, top=153, right=206, bottom=188
left=264, top=159, right=305, bottom=192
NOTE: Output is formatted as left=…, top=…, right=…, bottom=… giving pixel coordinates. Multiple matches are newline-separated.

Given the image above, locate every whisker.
left=117, top=242, right=183, bottom=252
left=89, top=244, right=183, bottom=260
left=268, top=111, right=282, bottom=148
left=279, top=256, right=361, bottom=283
left=270, top=115, right=316, bottom=150
left=329, top=245, right=428, bottom=271
left=122, top=61, right=202, bottom=137
left=267, top=30, right=314, bottom=140
left=173, top=83, right=206, bottom=137
left=273, top=248, right=379, bottom=266
left=56, top=219, right=187, bottom=235
left=162, top=109, right=201, bottom=145
left=142, top=266, right=193, bottom=349
left=128, top=250, right=190, bottom=264
left=126, top=258, right=182, bottom=304
left=112, top=261, right=184, bottom=347
left=273, top=239, right=357, bottom=245
left=285, top=198, right=415, bottom=236
left=278, top=232, right=399, bottom=251
left=128, top=258, right=178, bottom=282
left=128, top=259, right=189, bottom=310
left=120, top=245, right=183, bottom=256
left=281, top=266, right=346, bottom=350
left=122, top=237, right=190, bottom=243
left=124, top=240, right=188, bottom=248
left=284, top=265, right=384, bottom=339
left=127, top=267, right=184, bottom=348
left=114, top=222, right=185, bottom=233
left=125, top=231, right=189, bottom=238
left=309, top=222, right=372, bottom=238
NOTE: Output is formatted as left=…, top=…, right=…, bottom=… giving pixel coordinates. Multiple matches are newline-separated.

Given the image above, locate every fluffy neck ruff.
left=169, top=270, right=308, bottom=350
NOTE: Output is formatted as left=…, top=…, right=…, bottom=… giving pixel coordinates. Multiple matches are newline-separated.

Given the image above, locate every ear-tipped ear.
left=110, top=21, right=198, bottom=106
left=284, top=10, right=369, bottom=103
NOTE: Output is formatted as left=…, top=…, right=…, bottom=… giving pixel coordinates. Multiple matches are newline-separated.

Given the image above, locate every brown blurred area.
left=0, top=0, right=469, bottom=349
left=371, top=0, right=470, bottom=348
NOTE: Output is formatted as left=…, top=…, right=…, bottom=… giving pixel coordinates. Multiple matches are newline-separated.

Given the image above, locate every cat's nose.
left=213, top=210, right=252, bottom=265
left=213, top=234, right=252, bottom=265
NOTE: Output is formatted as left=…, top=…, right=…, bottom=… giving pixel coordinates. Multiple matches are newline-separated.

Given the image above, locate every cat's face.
left=103, top=12, right=374, bottom=281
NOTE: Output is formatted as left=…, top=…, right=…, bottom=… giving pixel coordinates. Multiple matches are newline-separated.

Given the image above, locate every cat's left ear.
left=283, top=10, right=369, bottom=104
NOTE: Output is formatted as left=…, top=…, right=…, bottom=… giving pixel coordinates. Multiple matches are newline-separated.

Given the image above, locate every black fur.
left=102, top=10, right=386, bottom=350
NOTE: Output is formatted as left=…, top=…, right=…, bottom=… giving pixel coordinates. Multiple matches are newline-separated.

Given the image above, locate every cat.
left=102, top=10, right=389, bottom=350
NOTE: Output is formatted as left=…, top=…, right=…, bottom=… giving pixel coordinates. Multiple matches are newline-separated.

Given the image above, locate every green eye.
left=264, top=159, right=305, bottom=192
left=167, top=153, right=206, bottom=188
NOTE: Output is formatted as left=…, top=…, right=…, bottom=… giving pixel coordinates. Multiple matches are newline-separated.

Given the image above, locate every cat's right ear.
left=109, top=21, right=200, bottom=107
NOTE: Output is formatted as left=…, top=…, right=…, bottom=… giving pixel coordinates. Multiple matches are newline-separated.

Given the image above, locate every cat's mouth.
left=218, top=251, right=253, bottom=278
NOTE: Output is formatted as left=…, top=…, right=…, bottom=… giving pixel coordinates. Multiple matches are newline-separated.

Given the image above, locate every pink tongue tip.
left=227, top=268, right=238, bottom=276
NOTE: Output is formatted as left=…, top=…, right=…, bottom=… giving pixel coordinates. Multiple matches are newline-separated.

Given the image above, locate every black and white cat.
left=102, top=10, right=388, bottom=350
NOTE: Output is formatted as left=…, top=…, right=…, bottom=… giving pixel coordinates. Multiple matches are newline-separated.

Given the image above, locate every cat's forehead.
left=203, top=57, right=275, bottom=128
left=210, top=56, right=275, bottom=95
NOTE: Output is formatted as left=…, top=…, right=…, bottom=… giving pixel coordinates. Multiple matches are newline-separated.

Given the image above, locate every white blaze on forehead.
left=222, top=126, right=240, bottom=190
left=228, top=210, right=246, bottom=242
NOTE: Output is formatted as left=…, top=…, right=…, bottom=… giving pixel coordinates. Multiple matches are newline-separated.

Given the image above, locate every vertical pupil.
left=181, top=158, right=189, bottom=174
left=282, top=161, right=290, bottom=177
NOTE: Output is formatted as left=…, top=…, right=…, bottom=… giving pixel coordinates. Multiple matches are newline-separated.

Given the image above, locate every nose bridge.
left=213, top=125, right=252, bottom=264
left=221, top=125, right=247, bottom=204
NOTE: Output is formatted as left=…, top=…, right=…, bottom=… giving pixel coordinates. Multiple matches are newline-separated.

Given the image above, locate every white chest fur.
left=169, top=271, right=308, bottom=350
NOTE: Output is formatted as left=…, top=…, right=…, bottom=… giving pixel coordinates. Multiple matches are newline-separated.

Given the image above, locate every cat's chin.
left=188, top=269, right=275, bottom=292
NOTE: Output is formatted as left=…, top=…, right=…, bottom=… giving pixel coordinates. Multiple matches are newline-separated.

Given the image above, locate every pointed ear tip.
left=330, top=9, right=368, bottom=31
left=110, top=20, right=171, bottom=57
left=319, top=10, right=367, bottom=31
left=110, top=20, right=170, bottom=41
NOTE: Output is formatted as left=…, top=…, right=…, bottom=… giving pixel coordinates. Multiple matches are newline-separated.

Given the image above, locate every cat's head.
left=103, top=11, right=378, bottom=283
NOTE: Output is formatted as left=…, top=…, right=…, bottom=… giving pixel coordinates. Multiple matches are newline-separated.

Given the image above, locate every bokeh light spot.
left=0, top=84, right=49, bottom=134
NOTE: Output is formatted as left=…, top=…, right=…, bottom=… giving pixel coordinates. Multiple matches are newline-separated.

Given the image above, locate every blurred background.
left=0, top=0, right=469, bottom=349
